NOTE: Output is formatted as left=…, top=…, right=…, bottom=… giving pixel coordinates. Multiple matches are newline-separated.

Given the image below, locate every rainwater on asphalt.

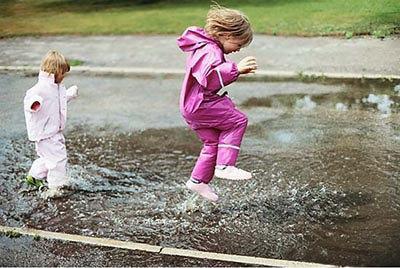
left=1, top=72, right=400, bottom=266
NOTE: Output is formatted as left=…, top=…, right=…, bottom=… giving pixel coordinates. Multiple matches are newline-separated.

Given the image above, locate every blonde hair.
left=205, top=4, right=253, bottom=47
left=40, top=50, right=70, bottom=77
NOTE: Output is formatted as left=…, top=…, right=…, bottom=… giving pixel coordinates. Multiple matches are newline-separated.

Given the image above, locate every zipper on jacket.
left=58, top=85, right=62, bottom=130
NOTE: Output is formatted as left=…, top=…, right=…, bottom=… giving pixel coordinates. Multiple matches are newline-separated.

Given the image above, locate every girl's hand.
left=238, top=56, right=257, bottom=74
left=68, top=85, right=79, bottom=98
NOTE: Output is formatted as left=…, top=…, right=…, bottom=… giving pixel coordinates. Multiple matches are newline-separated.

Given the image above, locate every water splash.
left=295, top=96, right=316, bottom=111
left=335, top=102, right=348, bottom=112
left=362, top=94, right=393, bottom=114
left=394, top=84, right=400, bottom=95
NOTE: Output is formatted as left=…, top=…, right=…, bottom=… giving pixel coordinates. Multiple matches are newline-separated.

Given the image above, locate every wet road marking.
left=1, top=65, right=399, bottom=83
left=0, top=225, right=335, bottom=267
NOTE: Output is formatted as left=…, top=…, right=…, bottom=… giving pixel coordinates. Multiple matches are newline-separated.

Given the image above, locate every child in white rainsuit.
left=24, top=50, right=78, bottom=198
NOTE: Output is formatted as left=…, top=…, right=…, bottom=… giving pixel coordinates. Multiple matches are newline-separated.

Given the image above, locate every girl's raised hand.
left=238, top=56, right=258, bottom=74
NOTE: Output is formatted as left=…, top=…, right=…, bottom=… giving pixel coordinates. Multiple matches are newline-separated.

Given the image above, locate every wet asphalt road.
left=0, top=35, right=399, bottom=75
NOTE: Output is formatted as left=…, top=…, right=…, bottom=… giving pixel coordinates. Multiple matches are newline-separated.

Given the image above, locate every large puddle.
left=1, top=73, right=400, bottom=266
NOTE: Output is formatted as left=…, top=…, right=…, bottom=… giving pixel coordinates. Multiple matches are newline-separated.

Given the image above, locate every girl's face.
left=219, top=35, right=244, bottom=54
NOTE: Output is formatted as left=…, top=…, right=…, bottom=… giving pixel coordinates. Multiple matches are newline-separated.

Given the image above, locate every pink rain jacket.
left=177, top=27, right=239, bottom=116
left=24, top=71, right=76, bottom=142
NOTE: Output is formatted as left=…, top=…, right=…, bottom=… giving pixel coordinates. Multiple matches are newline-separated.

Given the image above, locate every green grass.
left=0, top=0, right=399, bottom=38
left=68, top=59, right=85, bottom=66
left=0, top=230, right=22, bottom=238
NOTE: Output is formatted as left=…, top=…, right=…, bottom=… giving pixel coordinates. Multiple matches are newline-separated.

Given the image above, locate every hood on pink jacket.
left=177, top=27, right=218, bottom=52
left=177, top=27, right=239, bottom=117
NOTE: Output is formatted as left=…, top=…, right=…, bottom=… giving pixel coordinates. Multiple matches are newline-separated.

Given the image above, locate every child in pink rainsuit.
left=177, top=5, right=257, bottom=202
left=24, top=50, right=78, bottom=198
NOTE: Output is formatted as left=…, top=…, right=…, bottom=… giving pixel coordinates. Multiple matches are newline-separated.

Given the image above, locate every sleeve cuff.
left=217, top=62, right=239, bottom=87
left=231, top=62, right=239, bottom=81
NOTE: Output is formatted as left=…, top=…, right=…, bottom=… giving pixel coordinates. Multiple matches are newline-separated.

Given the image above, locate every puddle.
left=1, top=73, right=400, bottom=266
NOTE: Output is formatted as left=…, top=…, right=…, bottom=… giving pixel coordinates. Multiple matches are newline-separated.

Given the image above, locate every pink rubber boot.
left=215, top=166, right=252, bottom=180
left=186, top=179, right=219, bottom=202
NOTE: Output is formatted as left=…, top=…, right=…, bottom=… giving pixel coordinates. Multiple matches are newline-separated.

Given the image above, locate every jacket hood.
left=177, top=27, right=217, bottom=52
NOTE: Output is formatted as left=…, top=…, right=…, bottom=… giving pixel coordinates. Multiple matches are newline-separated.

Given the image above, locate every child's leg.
left=214, top=109, right=251, bottom=180
left=29, top=155, right=48, bottom=179
left=187, top=96, right=250, bottom=181
left=29, top=140, right=51, bottom=179
left=47, top=157, right=67, bottom=188
left=38, top=133, right=68, bottom=189
left=191, top=128, right=220, bottom=184
left=47, top=133, right=68, bottom=188
left=216, top=108, right=248, bottom=166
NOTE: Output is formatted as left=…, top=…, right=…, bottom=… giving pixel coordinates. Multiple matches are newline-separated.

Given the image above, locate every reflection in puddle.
left=242, top=80, right=400, bottom=115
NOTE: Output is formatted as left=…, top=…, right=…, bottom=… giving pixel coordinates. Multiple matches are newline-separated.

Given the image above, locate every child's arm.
left=24, top=95, right=43, bottom=112
left=191, top=49, right=239, bottom=92
left=66, top=85, right=79, bottom=102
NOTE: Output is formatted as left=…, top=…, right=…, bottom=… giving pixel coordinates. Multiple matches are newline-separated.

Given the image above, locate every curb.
left=1, top=65, right=399, bottom=83
left=0, top=225, right=336, bottom=267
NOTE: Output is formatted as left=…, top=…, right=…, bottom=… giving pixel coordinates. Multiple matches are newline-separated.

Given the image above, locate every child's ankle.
left=190, top=177, right=201, bottom=184
left=215, top=165, right=228, bottom=170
